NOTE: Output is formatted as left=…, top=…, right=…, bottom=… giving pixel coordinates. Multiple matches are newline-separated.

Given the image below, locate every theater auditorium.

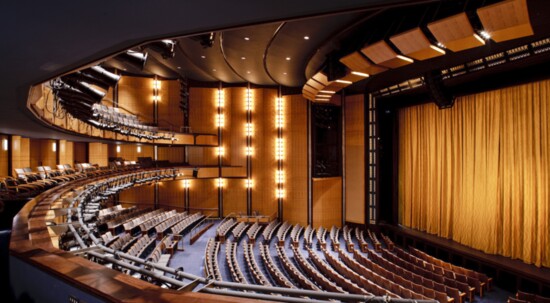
left=1, top=0, right=549, bottom=302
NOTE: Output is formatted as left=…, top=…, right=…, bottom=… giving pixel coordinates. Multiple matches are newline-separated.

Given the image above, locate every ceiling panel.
left=427, top=12, right=485, bottom=52
left=477, top=0, right=533, bottom=42
left=390, top=28, right=446, bottom=61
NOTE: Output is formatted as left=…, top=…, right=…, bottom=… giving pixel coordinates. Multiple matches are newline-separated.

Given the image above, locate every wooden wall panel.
left=188, top=146, right=218, bottom=166
left=223, top=179, right=247, bottom=217
left=30, top=139, right=57, bottom=169
left=88, top=143, right=108, bottom=167
left=345, top=94, right=365, bottom=224
left=157, top=79, right=183, bottom=130
left=312, top=177, right=342, bottom=228
left=188, top=87, right=218, bottom=134
left=58, top=140, right=74, bottom=166
left=189, top=179, right=219, bottom=217
left=19, top=138, right=30, bottom=171
left=73, top=142, right=87, bottom=164
left=283, top=95, right=308, bottom=226
left=119, top=184, right=155, bottom=209
left=117, top=76, right=155, bottom=124
left=158, top=180, right=186, bottom=211
left=0, top=135, right=8, bottom=176
left=158, top=146, right=185, bottom=163
left=225, top=87, right=247, bottom=167
left=109, top=144, right=154, bottom=162
left=251, top=88, right=278, bottom=218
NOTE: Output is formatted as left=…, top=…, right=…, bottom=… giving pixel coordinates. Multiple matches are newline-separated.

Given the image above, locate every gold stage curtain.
left=398, top=79, right=550, bottom=267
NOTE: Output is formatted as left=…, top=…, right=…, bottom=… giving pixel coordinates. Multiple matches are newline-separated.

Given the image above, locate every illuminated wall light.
left=429, top=44, right=446, bottom=54
left=245, top=179, right=253, bottom=188
left=275, top=170, right=285, bottom=184
left=245, top=88, right=254, bottom=111
left=152, top=95, right=161, bottom=102
left=116, top=145, right=121, bottom=153
left=276, top=189, right=285, bottom=198
left=245, top=123, right=254, bottom=137
left=52, top=142, right=57, bottom=152
left=479, top=30, right=491, bottom=40
left=153, top=79, right=162, bottom=90
left=473, top=33, right=486, bottom=44
left=217, top=178, right=225, bottom=188
left=351, top=71, right=370, bottom=77
left=275, top=138, right=284, bottom=160
left=217, top=89, right=225, bottom=108
left=182, top=179, right=191, bottom=189
left=335, top=79, right=353, bottom=84
left=396, top=54, right=414, bottom=63
left=316, top=94, right=333, bottom=98
left=2, top=139, right=7, bottom=151
left=216, top=114, right=225, bottom=128
left=319, top=90, right=336, bottom=94
left=437, top=42, right=446, bottom=49
left=137, top=146, right=142, bottom=153
left=276, top=114, right=285, bottom=129
left=244, top=146, right=254, bottom=156
left=216, top=146, right=225, bottom=157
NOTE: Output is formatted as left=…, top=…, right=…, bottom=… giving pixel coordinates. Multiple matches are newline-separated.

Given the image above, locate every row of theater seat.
left=510, top=291, right=550, bottom=303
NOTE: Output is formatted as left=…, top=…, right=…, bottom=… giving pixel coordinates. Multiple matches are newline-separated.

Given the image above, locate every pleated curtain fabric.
left=398, top=79, right=550, bottom=268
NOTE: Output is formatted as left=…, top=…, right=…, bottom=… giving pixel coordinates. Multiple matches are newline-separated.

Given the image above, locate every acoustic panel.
left=428, top=12, right=485, bottom=52
left=477, top=0, right=533, bottom=43
left=390, top=27, right=445, bottom=60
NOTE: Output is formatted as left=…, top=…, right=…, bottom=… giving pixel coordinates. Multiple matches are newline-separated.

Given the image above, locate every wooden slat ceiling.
left=477, top=0, right=533, bottom=43
left=427, top=12, right=485, bottom=52
left=361, top=41, right=413, bottom=69
left=339, top=52, right=388, bottom=76
left=390, top=27, right=446, bottom=60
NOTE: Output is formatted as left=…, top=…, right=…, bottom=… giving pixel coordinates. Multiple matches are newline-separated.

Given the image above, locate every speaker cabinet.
left=424, top=70, right=455, bottom=109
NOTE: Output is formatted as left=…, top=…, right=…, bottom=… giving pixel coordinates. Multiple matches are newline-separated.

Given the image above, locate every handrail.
left=189, top=214, right=212, bottom=238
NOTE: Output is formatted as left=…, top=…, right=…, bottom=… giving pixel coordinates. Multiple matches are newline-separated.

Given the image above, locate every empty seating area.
left=216, top=218, right=237, bottom=241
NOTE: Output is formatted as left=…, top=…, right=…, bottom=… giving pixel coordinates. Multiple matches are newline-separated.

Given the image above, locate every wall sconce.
left=275, top=138, right=284, bottom=160
left=245, top=179, right=253, bottom=188
left=275, top=170, right=285, bottom=184
left=52, top=142, right=57, bottom=152
left=217, top=89, right=225, bottom=108
left=275, top=97, right=284, bottom=128
left=245, top=88, right=253, bottom=111
left=182, top=179, right=191, bottom=189
left=244, top=146, right=254, bottom=156
left=216, top=114, right=225, bottom=128
left=116, top=145, right=121, bottom=153
left=276, top=189, right=285, bottom=198
left=2, top=138, right=8, bottom=151
left=217, top=178, right=224, bottom=188
left=153, top=79, right=162, bottom=90
left=245, top=123, right=254, bottom=137
left=137, top=146, right=142, bottom=153
left=216, top=146, right=225, bottom=157
left=153, top=79, right=161, bottom=103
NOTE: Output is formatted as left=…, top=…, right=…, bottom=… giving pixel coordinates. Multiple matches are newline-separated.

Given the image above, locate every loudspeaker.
left=424, top=70, right=455, bottom=109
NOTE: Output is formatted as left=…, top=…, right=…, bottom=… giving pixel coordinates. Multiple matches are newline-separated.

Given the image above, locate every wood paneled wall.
left=251, top=88, right=278, bottom=218
left=158, top=146, right=185, bottom=163
left=0, top=135, right=8, bottom=176
left=189, top=179, right=219, bottom=217
left=158, top=180, right=186, bottom=211
left=58, top=140, right=74, bottom=166
left=119, top=184, right=155, bottom=208
left=29, top=139, right=57, bottom=169
left=157, top=79, right=183, bottom=131
left=312, top=177, right=342, bottom=228
left=117, top=76, right=155, bottom=124
left=73, top=142, right=87, bottom=164
left=108, top=143, right=154, bottom=161
left=283, top=95, right=308, bottom=226
left=88, top=143, right=108, bottom=167
left=223, top=179, right=247, bottom=217
left=344, top=94, right=365, bottom=224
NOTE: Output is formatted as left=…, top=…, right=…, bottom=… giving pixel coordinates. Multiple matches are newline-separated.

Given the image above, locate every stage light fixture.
left=115, top=50, right=148, bottom=69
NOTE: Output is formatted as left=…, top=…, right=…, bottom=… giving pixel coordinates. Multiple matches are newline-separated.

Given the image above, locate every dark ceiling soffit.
left=263, top=22, right=288, bottom=85
left=219, top=32, right=249, bottom=83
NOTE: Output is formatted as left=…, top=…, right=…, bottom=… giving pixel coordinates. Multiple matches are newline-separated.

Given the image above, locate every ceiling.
left=1, top=0, right=549, bottom=140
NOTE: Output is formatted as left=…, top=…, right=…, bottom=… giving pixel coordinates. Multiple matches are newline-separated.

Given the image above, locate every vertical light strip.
left=368, top=94, right=377, bottom=224
left=275, top=90, right=284, bottom=220
left=217, top=85, right=224, bottom=217
left=153, top=76, right=161, bottom=124
left=245, top=86, right=253, bottom=215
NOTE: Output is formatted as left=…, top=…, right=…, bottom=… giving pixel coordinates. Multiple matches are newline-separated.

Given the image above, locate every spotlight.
left=81, top=66, right=121, bottom=88
left=145, top=39, right=178, bottom=59
left=59, top=78, right=106, bottom=103
left=114, top=50, right=148, bottom=69
left=54, top=82, right=100, bottom=106
left=190, top=32, right=216, bottom=48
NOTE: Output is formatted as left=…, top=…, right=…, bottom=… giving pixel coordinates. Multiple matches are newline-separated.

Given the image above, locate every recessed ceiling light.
left=304, top=36, right=310, bottom=40
left=244, top=37, right=250, bottom=41
left=285, top=57, right=291, bottom=61
left=241, top=56, right=246, bottom=60
left=212, top=69, right=217, bottom=72
left=177, top=66, right=181, bottom=69
left=246, top=71, right=251, bottom=74
left=283, top=72, right=287, bottom=75
left=201, top=55, right=206, bottom=59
